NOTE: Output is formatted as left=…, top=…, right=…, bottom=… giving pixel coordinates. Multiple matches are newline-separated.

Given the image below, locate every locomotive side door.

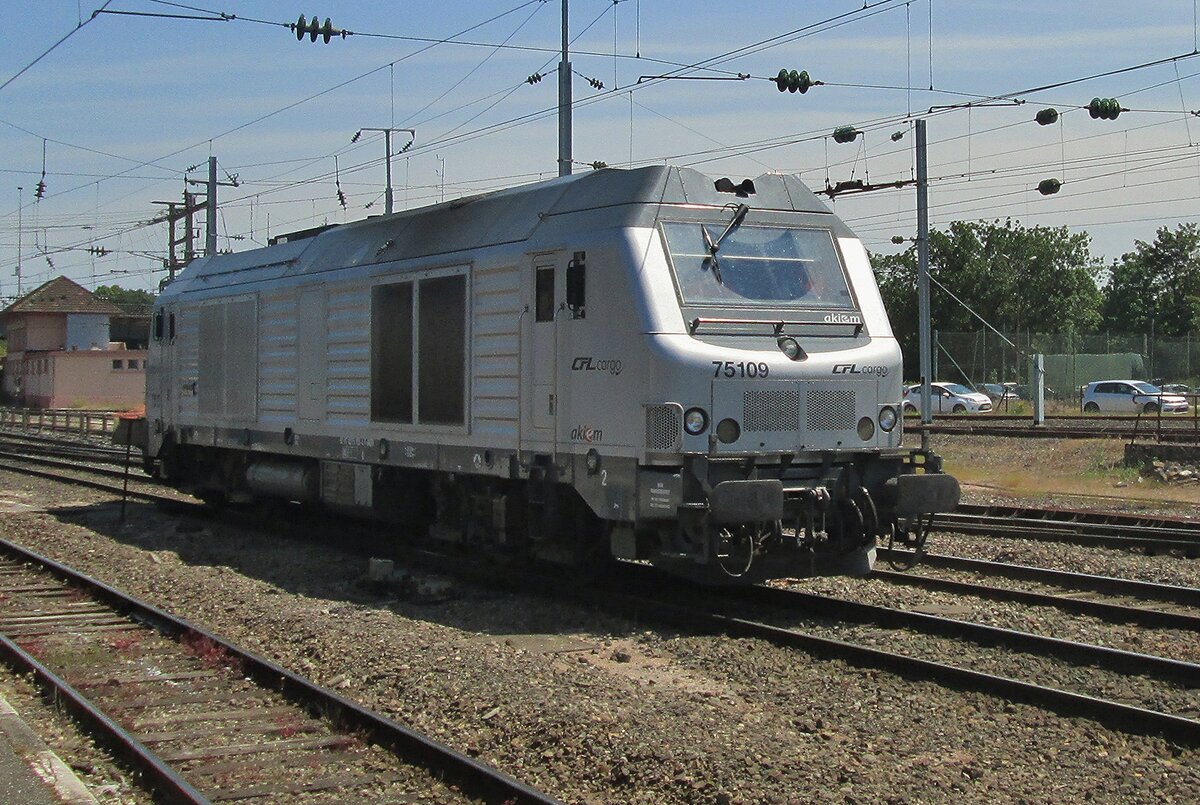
left=295, top=286, right=327, bottom=422
left=523, top=255, right=562, bottom=443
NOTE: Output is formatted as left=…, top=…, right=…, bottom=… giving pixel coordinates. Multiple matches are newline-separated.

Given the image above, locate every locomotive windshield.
left=662, top=222, right=854, bottom=308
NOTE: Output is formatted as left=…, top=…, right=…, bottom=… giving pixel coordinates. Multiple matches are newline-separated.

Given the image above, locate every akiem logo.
left=570, top=425, right=603, bottom=443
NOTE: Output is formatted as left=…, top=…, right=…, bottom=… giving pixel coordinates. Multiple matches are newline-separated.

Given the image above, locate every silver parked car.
left=903, top=382, right=993, bottom=414
left=1081, top=380, right=1189, bottom=414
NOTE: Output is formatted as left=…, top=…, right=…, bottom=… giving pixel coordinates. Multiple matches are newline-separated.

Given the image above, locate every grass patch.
left=931, top=435, right=1200, bottom=506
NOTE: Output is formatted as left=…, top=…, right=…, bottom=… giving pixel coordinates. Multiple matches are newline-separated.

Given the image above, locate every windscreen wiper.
left=701, top=203, right=750, bottom=285
left=701, top=225, right=722, bottom=284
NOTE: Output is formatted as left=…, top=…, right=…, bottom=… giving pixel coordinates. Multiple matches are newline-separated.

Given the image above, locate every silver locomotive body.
left=145, top=166, right=957, bottom=581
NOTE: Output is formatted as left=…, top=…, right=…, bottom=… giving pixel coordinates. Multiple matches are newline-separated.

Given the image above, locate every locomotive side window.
left=662, top=223, right=854, bottom=309
left=371, top=273, right=467, bottom=427
left=153, top=311, right=164, bottom=340
left=535, top=267, right=555, bottom=322
left=371, top=283, right=415, bottom=423
left=417, top=274, right=466, bottom=425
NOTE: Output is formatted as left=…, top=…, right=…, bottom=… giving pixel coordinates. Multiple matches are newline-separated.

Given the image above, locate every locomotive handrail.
left=688, top=316, right=864, bottom=337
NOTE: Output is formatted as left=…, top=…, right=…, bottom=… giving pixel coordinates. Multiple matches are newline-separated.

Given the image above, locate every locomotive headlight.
left=878, top=406, right=898, bottom=432
left=857, top=416, right=876, bottom=441
left=777, top=336, right=805, bottom=361
left=716, top=418, right=741, bottom=444
left=684, top=407, right=709, bottom=435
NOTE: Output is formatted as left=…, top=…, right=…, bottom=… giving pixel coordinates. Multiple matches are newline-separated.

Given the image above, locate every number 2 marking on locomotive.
left=600, top=469, right=608, bottom=487
left=712, top=361, right=769, bottom=378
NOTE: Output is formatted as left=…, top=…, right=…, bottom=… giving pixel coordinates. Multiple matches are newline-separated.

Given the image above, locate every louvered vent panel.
left=807, top=389, right=856, bottom=431
left=643, top=405, right=681, bottom=451
left=743, top=389, right=801, bottom=432
left=645, top=405, right=682, bottom=451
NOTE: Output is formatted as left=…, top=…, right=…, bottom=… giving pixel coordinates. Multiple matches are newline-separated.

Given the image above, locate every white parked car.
left=903, top=382, right=993, bottom=414
left=1081, top=380, right=1189, bottom=414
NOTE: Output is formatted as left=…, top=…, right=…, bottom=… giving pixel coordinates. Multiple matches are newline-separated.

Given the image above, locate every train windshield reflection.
left=662, top=223, right=854, bottom=308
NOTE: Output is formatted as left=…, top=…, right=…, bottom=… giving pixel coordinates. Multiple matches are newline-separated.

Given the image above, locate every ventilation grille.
left=743, top=389, right=801, bottom=432
left=807, top=389, right=856, bottom=431
left=645, top=404, right=682, bottom=451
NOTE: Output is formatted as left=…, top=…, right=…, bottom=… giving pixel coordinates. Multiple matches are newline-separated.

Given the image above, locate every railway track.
left=911, top=412, right=1200, bottom=440
left=0, top=537, right=562, bottom=804
left=3, top=441, right=1200, bottom=754
left=877, top=548, right=1200, bottom=629
left=932, top=503, right=1200, bottom=555
left=567, top=566, right=1200, bottom=745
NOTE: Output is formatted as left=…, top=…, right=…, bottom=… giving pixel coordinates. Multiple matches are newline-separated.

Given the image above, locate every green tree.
left=873, top=219, right=1103, bottom=378
left=1101, top=224, right=1200, bottom=336
left=94, top=284, right=154, bottom=308
left=871, top=249, right=919, bottom=367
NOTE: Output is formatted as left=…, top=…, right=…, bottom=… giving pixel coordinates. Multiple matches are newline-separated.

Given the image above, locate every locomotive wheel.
left=715, top=526, right=755, bottom=577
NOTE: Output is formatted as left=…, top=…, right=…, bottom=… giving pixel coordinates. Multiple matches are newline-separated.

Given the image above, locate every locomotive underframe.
left=150, top=420, right=954, bottom=580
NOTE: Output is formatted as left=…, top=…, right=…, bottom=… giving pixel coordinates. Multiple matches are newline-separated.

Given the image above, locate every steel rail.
left=0, top=434, right=126, bottom=460
left=870, top=566, right=1200, bottom=631
left=589, top=577, right=1200, bottom=746
left=0, top=635, right=211, bottom=804
left=955, top=502, right=1200, bottom=533
left=932, top=513, right=1200, bottom=554
left=0, top=456, right=161, bottom=501
left=8, top=435, right=1199, bottom=748
left=0, top=449, right=135, bottom=480
left=881, top=548, right=1200, bottom=608
left=726, top=582, right=1200, bottom=686
left=0, top=537, right=565, bottom=805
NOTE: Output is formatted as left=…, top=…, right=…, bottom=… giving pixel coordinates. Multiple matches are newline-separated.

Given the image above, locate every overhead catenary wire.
left=2, top=4, right=1198, bottom=289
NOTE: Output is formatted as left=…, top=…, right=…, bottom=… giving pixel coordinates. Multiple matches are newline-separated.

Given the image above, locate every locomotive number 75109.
left=712, top=361, right=770, bottom=378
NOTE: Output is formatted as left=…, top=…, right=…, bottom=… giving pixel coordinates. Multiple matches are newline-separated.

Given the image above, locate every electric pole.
left=916, top=119, right=933, bottom=443
left=558, top=0, right=572, bottom=176
left=352, top=128, right=415, bottom=214
left=153, top=190, right=204, bottom=283
left=207, top=156, right=217, bottom=256
left=15, top=186, right=23, bottom=297
left=186, top=157, right=238, bottom=256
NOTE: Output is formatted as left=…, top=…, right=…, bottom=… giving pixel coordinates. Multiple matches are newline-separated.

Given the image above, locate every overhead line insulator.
left=293, top=14, right=346, bottom=43
left=1037, top=178, right=1062, bottom=196
left=832, top=126, right=860, bottom=144
left=775, top=68, right=814, bottom=94
left=1035, top=108, right=1059, bottom=126
left=1087, top=97, right=1122, bottom=120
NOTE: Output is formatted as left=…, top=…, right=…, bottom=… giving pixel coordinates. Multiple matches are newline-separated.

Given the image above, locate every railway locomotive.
left=143, top=166, right=959, bottom=581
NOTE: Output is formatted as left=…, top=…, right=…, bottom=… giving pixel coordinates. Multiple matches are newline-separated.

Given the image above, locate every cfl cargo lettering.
left=832, top=363, right=889, bottom=377
left=571, top=356, right=623, bottom=375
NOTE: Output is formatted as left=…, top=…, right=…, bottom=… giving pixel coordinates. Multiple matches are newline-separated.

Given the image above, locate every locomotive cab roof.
left=161, top=166, right=849, bottom=297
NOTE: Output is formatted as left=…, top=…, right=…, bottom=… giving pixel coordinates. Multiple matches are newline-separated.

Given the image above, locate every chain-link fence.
left=931, top=331, right=1200, bottom=399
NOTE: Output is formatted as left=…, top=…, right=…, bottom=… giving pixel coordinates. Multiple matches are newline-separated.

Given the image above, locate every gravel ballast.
left=1, top=468, right=1199, bottom=803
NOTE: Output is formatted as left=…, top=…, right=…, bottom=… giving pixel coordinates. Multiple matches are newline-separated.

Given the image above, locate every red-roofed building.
left=1, top=277, right=147, bottom=409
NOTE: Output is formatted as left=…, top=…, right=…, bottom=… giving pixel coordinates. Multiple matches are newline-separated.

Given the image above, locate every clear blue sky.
left=1, top=1, right=1197, bottom=299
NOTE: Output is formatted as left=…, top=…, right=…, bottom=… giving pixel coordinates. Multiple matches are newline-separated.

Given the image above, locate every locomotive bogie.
left=145, top=166, right=958, bottom=581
